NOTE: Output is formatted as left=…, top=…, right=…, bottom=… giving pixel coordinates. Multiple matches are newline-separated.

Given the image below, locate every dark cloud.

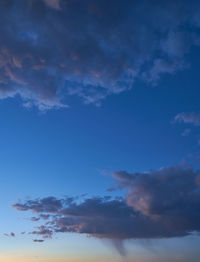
left=114, top=166, right=200, bottom=222
left=31, top=225, right=53, bottom=238
left=13, top=166, right=200, bottom=254
left=13, top=196, right=64, bottom=213
left=0, top=0, right=200, bottom=109
left=33, top=239, right=45, bottom=242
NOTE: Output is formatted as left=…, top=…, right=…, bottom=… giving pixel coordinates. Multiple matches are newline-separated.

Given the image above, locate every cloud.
left=174, top=112, right=200, bottom=126
left=0, top=0, right=200, bottom=109
left=30, top=217, right=41, bottom=221
left=43, top=0, right=60, bottom=9
left=13, top=165, right=200, bottom=255
left=181, top=128, right=191, bottom=136
left=114, top=166, right=200, bottom=222
left=4, top=232, right=15, bottom=237
left=33, top=239, right=45, bottom=242
left=31, top=225, right=53, bottom=238
left=13, top=196, right=64, bottom=212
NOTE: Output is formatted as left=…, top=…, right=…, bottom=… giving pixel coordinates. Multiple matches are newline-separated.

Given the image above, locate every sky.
left=1, top=0, right=200, bottom=261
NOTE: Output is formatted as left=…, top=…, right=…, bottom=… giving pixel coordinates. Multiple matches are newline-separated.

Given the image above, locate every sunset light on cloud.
left=0, top=0, right=200, bottom=261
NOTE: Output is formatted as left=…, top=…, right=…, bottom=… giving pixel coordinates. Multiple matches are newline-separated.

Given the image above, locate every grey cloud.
left=43, top=0, right=61, bottom=9
left=0, top=1, right=200, bottom=109
left=31, top=225, right=53, bottom=238
left=114, top=166, right=200, bottom=221
left=33, top=239, right=45, bottom=242
left=30, top=217, right=41, bottom=221
left=13, top=196, right=64, bottom=213
left=13, top=166, right=200, bottom=251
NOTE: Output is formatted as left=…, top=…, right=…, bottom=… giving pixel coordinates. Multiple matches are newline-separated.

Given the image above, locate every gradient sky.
left=1, top=0, right=200, bottom=261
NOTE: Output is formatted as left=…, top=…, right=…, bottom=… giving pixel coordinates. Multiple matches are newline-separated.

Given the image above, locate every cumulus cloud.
left=0, top=0, right=200, bottom=109
left=13, top=166, right=200, bottom=255
left=114, top=166, right=200, bottom=221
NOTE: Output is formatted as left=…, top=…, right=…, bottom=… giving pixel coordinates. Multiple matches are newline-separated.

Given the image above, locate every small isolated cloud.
left=33, top=239, right=44, bottom=242
left=4, top=232, right=15, bottom=237
left=174, top=112, right=200, bottom=144
left=13, top=166, right=200, bottom=254
left=0, top=1, right=200, bottom=109
left=174, top=112, right=200, bottom=126
left=43, top=0, right=61, bottom=10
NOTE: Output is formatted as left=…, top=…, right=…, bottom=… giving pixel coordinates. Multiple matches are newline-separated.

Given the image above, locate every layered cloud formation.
left=13, top=166, right=200, bottom=251
left=1, top=0, right=200, bottom=109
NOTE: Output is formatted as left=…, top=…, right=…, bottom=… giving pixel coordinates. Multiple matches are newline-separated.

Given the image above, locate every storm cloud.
left=13, top=166, right=200, bottom=249
left=0, top=0, right=200, bottom=109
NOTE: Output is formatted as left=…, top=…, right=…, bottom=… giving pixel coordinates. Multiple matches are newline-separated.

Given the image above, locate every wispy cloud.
left=181, top=128, right=191, bottom=136
left=43, top=0, right=61, bottom=10
left=174, top=112, right=200, bottom=126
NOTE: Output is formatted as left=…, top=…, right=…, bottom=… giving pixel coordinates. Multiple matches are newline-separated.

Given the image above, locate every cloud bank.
left=0, top=0, right=200, bottom=109
left=13, top=166, right=200, bottom=252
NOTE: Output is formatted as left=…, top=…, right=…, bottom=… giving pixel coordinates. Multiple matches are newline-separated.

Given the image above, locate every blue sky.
left=1, top=1, right=200, bottom=261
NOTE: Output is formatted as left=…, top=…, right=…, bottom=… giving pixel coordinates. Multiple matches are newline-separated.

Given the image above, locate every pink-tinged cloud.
left=43, top=0, right=60, bottom=9
left=0, top=1, right=200, bottom=109
left=13, top=166, right=200, bottom=251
